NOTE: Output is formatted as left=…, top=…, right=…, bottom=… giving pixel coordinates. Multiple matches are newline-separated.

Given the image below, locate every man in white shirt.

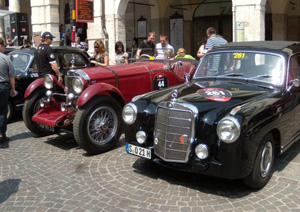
left=155, top=35, right=175, bottom=59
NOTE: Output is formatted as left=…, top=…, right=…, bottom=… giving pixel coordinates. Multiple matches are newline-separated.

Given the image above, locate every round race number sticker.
left=154, top=74, right=169, bottom=90
left=197, top=88, right=232, bottom=102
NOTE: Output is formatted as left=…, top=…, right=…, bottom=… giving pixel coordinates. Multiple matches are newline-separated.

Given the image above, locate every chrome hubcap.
left=87, top=106, right=117, bottom=145
left=260, top=141, right=273, bottom=178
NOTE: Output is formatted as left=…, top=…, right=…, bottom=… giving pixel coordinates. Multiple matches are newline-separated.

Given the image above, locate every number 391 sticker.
left=197, top=88, right=232, bottom=102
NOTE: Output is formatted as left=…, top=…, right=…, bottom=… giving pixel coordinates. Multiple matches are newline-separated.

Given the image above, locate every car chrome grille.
left=64, top=75, right=75, bottom=94
left=64, top=69, right=90, bottom=95
left=154, top=102, right=197, bottom=163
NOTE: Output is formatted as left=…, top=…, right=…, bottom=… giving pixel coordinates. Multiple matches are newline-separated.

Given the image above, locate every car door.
left=285, top=54, right=300, bottom=147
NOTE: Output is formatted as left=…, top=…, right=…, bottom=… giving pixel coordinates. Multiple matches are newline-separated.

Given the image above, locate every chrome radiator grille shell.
left=64, top=69, right=90, bottom=95
left=154, top=102, right=198, bottom=163
left=64, top=75, right=75, bottom=94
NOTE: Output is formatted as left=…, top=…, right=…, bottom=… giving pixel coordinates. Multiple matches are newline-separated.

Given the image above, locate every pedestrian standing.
left=20, top=38, right=31, bottom=49
left=75, top=37, right=84, bottom=49
left=6, top=38, right=14, bottom=47
left=155, top=35, right=175, bottom=59
left=136, top=32, right=156, bottom=58
left=197, top=37, right=207, bottom=59
left=91, top=39, right=109, bottom=67
left=115, top=41, right=128, bottom=64
left=35, top=32, right=62, bottom=82
left=205, top=27, right=228, bottom=52
left=0, top=37, right=15, bottom=143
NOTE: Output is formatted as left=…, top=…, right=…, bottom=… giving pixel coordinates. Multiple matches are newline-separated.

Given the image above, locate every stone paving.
left=0, top=115, right=300, bottom=212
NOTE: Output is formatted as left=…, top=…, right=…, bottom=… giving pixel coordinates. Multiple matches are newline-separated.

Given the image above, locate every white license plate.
left=39, top=123, right=55, bottom=132
left=126, top=143, right=151, bottom=159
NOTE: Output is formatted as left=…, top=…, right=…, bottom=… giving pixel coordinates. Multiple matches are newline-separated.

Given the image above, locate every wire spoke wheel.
left=87, top=106, right=118, bottom=145
left=74, top=96, right=123, bottom=154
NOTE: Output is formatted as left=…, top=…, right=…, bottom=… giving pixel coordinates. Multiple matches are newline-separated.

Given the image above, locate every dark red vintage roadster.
left=23, top=59, right=197, bottom=154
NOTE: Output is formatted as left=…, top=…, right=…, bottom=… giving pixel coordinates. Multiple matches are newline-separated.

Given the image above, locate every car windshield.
left=10, top=53, right=32, bottom=72
left=194, top=51, right=284, bottom=85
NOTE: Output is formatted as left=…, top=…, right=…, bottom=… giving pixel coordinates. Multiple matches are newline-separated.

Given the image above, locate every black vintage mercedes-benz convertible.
left=123, top=41, right=300, bottom=188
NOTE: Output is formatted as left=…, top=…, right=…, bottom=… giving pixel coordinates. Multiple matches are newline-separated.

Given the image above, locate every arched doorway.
left=125, top=0, right=153, bottom=52
left=192, top=0, right=232, bottom=57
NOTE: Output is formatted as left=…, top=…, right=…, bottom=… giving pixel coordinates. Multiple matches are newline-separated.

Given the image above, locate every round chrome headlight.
left=195, top=144, right=209, bottom=159
left=72, top=77, right=84, bottom=94
left=136, top=131, right=147, bottom=144
left=44, top=74, right=54, bottom=89
left=122, top=103, right=137, bottom=124
left=217, top=116, right=241, bottom=143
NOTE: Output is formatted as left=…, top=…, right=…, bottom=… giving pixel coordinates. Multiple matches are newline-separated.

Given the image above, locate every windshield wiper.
left=250, top=74, right=273, bottom=79
left=217, top=73, right=244, bottom=77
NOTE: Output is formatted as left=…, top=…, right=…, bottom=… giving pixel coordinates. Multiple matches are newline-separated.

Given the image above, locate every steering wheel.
left=140, top=54, right=151, bottom=60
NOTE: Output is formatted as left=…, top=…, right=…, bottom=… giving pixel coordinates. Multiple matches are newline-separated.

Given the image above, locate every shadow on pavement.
left=9, top=131, right=36, bottom=142
left=132, top=158, right=252, bottom=198
left=8, top=110, right=22, bottom=124
left=0, top=179, right=21, bottom=204
left=273, top=141, right=300, bottom=172
left=44, top=131, right=78, bottom=151
left=83, top=135, right=126, bottom=157
left=130, top=141, right=300, bottom=197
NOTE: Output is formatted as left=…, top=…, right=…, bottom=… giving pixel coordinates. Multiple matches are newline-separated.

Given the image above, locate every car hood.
left=142, top=80, right=282, bottom=123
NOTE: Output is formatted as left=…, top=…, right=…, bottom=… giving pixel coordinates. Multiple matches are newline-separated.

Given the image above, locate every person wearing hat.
left=35, top=31, right=62, bottom=82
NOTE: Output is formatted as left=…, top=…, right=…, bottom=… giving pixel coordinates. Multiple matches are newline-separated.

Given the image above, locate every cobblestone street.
left=0, top=116, right=300, bottom=212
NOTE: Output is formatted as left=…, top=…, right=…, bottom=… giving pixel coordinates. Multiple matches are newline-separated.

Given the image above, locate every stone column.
left=0, top=0, right=5, bottom=38
left=87, top=0, right=104, bottom=55
left=105, top=13, right=116, bottom=64
left=183, top=20, right=192, bottom=55
left=0, top=0, right=5, bottom=9
left=114, top=13, right=126, bottom=47
left=30, top=0, right=60, bottom=46
left=87, top=0, right=124, bottom=65
left=232, top=0, right=266, bottom=41
left=272, top=14, right=287, bottom=40
left=9, top=0, right=20, bottom=12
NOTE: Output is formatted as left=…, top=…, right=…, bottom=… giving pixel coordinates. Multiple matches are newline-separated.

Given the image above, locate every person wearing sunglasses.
left=34, top=31, right=62, bottom=82
left=175, top=48, right=195, bottom=60
left=91, top=39, right=109, bottom=67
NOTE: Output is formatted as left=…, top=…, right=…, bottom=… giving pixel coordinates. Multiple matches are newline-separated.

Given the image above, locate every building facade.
left=0, top=0, right=300, bottom=64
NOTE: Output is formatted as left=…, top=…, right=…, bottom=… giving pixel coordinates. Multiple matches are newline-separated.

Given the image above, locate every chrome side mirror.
left=184, top=73, right=190, bottom=83
left=288, top=79, right=300, bottom=91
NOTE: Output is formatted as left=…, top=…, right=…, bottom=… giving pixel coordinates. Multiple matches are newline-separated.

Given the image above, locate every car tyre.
left=7, top=100, right=13, bottom=123
left=22, top=89, right=55, bottom=136
left=73, top=96, right=123, bottom=154
left=243, top=133, right=274, bottom=189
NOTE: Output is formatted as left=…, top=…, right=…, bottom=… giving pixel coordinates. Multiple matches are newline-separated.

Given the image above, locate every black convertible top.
left=215, top=41, right=300, bottom=55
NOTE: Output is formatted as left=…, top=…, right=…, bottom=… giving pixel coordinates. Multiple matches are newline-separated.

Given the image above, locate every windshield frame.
left=193, top=50, right=287, bottom=87
left=9, top=52, right=34, bottom=73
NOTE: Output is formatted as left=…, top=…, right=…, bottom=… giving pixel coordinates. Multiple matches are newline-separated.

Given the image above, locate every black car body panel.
left=124, top=41, right=300, bottom=187
left=7, top=47, right=92, bottom=113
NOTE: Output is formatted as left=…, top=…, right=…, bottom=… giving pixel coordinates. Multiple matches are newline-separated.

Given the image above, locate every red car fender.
left=24, top=78, right=65, bottom=98
left=77, top=83, right=126, bottom=107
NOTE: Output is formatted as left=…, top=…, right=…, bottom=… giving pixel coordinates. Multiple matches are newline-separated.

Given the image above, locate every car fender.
left=77, top=83, right=125, bottom=107
left=24, top=78, right=64, bottom=98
